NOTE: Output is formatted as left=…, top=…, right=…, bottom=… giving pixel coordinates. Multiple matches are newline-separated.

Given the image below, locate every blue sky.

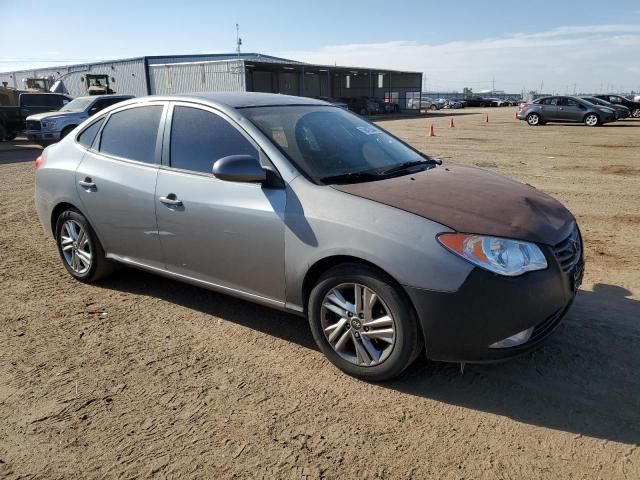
left=2, top=0, right=640, bottom=93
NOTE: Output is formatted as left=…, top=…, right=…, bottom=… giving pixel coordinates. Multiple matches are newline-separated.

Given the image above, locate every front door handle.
left=78, top=177, right=96, bottom=190
left=159, top=194, right=183, bottom=207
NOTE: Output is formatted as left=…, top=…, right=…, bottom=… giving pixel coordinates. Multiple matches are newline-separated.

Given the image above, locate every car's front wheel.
left=55, top=209, right=114, bottom=282
left=584, top=113, right=600, bottom=127
left=308, top=263, right=422, bottom=381
left=632, top=108, right=640, bottom=118
left=526, top=113, right=541, bottom=126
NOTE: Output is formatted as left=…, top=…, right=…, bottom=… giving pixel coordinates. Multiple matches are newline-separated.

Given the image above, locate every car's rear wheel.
left=632, top=108, right=640, bottom=118
left=308, top=263, right=422, bottom=381
left=584, top=113, right=599, bottom=127
left=526, top=113, right=541, bottom=126
left=55, top=209, right=114, bottom=283
left=430, top=104, right=437, bottom=111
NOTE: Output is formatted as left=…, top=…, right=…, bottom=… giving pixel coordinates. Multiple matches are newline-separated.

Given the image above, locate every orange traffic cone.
left=429, top=124, right=436, bottom=137
left=485, top=114, right=489, bottom=123
left=449, top=117, right=455, bottom=128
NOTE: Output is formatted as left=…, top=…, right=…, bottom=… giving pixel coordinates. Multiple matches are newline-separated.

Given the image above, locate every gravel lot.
left=0, top=107, right=638, bottom=479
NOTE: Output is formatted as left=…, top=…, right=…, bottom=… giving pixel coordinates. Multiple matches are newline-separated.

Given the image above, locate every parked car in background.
left=463, top=96, right=493, bottom=107
left=35, top=92, right=583, bottom=381
left=25, top=95, right=133, bottom=145
left=486, top=98, right=509, bottom=107
left=633, top=94, right=640, bottom=102
left=579, top=96, right=630, bottom=119
left=0, top=92, right=72, bottom=141
left=443, top=99, right=464, bottom=109
left=316, top=97, right=348, bottom=109
left=345, top=96, right=382, bottom=115
left=407, top=96, right=441, bottom=110
left=593, top=94, right=640, bottom=118
left=517, top=96, right=617, bottom=126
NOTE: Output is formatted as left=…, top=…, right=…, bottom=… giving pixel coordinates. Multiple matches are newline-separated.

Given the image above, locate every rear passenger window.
left=77, top=117, right=105, bottom=148
left=99, top=106, right=163, bottom=163
left=170, top=106, right=257, bottom=173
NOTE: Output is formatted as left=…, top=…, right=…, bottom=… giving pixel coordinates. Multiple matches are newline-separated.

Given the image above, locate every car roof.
left=75, top=94, right=134, bottom=100
left=174, top=92, right=329, bottom=108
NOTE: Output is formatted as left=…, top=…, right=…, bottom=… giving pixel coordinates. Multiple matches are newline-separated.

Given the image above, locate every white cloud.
left=278, top=24, right=640, bottom=94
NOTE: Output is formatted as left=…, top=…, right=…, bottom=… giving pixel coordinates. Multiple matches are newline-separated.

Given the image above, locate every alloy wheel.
left=320, top=283, right=396, bottom=367
left=60, top=220, right=92, bottom=274
left=632, top=109, right=640, bottom=118
left=527, top=113, right=540, bottom=126
left=585, top=114, right=599, bottom=126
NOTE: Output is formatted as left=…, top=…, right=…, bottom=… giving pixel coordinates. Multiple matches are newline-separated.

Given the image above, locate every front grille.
left=25, top=120, right=41, bottom=131
left=552, top=225, right=582, bottom=273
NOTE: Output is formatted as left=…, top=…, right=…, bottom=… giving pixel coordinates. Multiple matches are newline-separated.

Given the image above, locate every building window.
left=377, top=74, right=384, bottom=89
left=346, top=75, right=351, bottom=89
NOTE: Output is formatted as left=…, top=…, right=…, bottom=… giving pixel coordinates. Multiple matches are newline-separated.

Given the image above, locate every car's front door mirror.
left=212, top=155, right=267, bottom=183
left=88, top=106, right=99, bottom=116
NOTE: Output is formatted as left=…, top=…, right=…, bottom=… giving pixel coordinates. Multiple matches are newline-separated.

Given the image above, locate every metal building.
left=0, top=53, right=422, bottom=110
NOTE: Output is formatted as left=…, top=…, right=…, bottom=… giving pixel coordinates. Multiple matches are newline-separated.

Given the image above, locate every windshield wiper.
left=320, top=170, right=382, bottom=184
left=380, top=159, right=438, bottom=176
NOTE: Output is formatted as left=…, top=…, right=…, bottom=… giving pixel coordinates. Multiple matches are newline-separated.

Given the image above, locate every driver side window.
left=169, top=106, right=258, bottom=174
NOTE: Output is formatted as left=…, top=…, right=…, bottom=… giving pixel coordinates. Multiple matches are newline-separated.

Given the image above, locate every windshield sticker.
left=356, top=126, right=382, bottom=135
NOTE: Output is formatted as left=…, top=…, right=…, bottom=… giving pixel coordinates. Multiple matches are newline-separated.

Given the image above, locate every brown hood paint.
left=334, top=164, right=575, bottom=246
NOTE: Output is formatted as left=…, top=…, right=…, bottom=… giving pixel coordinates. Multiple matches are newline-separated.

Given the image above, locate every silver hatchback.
left=35, top=93, right=583, bottom=380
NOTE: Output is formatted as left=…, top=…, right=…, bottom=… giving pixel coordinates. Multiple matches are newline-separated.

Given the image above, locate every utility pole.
left=236, top=23, right=242, bottom=56
left=539, top=80, right=544, bottom=94
left=492, top=77, right=495, bottom=93
left=573, top=83, right=576, bottom=95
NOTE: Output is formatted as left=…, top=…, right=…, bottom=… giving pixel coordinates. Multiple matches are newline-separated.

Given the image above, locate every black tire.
left=631, top=108, right=640, bottom=118
left=430, top=104, right=437, bottom=111
left=55, top=209, right=114, bottom=283
left=60, top=125, right=76, bottom=140
left=527, top=113, right=541, bottom=126
left=308, top=263, right=422, bottom=381
left=0, top=123, right=7, bottom=142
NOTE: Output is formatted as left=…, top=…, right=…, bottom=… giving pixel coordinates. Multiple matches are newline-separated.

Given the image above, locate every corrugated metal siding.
left=149, top=60, right=245, bottom=94
left=0, top=59, right=147, bottom=97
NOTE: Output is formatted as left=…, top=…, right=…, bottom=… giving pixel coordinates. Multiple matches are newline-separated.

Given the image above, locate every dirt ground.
left=0, top=107, right=638, bottom=479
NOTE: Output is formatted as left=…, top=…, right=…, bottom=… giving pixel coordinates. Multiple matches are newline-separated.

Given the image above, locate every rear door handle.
left=78, top=178, right=96, bottom=190
left=159, top=194, right=183, bottom=207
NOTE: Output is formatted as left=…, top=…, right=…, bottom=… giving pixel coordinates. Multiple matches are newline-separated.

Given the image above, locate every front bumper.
left=24, top=130, right=61, bottom=143
left=405, top=245, right=583, bottom=362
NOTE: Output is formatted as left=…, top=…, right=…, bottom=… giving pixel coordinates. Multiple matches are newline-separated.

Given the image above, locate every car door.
left=558, top=98, right=586, bottom=122
left=154, top=103, right=286, bottom=303
left=75, top=102, right=167, bottom=269
left=539, top=97, right=559, bottom=120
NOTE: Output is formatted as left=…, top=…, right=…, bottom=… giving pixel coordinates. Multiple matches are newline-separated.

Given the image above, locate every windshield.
left=242, top=105, right=431, bottom=183
left=59, top=97, right=93, bottom=112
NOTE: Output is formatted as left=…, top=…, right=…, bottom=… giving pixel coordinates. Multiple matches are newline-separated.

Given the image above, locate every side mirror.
left=212, top=155, right=267, bottom=183
left=88, top=107, right=99, bottom=115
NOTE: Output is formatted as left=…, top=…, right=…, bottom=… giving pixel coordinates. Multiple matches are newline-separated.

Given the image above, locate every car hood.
left=333, top=164, right=575, bottom=246
left=26, top=111, right=81, bottom=121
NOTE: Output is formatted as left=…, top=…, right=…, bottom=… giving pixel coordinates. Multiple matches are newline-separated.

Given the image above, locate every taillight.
left=35, top=155, right=44, bottom=169
left=518, top=103, right=528, bottom=110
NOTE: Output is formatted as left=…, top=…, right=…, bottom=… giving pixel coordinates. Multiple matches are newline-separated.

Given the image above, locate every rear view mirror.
left=212, top=155, right=266, bottom=183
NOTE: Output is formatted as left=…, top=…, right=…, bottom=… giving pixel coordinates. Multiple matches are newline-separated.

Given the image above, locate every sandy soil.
left=0, top=107, right=638, bottom=479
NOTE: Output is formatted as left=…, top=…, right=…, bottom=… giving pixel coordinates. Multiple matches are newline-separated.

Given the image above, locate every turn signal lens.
left=35, top=155, right=44, bottom=169
left=437, top=233, right=547, bottom=277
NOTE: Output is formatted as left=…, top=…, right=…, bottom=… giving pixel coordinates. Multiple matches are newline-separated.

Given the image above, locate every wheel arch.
left=51, top=202, right=89, bottom=239
left=301, top=255, right=421, bottom=322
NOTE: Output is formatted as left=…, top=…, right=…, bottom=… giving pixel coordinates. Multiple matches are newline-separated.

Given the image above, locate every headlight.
left=437, top=233, right=547, bottom=276
left=42, top=120, right=56, bottom=129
